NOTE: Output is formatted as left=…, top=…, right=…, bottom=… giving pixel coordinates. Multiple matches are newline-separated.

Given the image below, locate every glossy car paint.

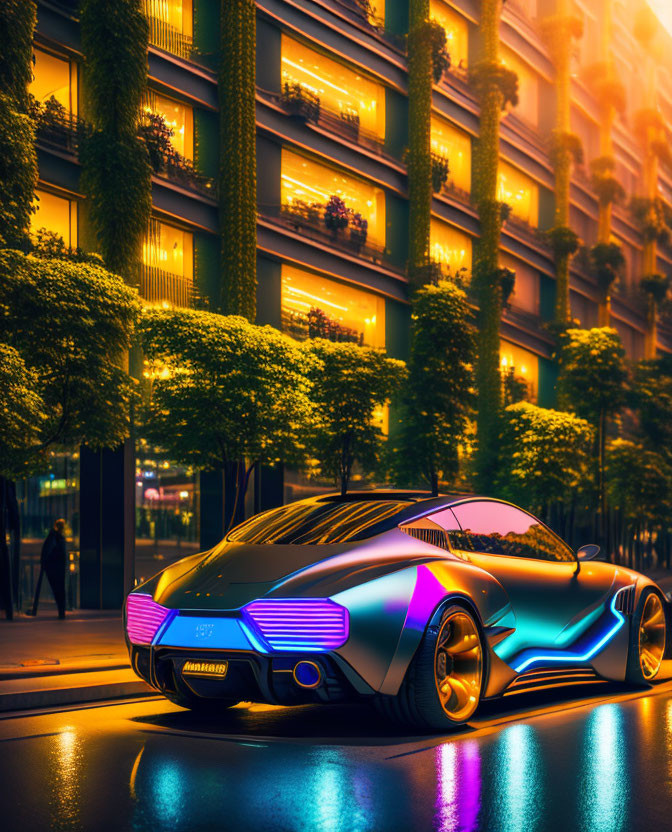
left=126, top=494, right=666, bottom=707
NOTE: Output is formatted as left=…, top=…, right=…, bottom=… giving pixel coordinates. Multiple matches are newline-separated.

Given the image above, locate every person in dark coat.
left=27, top=519, right=67, bottom=619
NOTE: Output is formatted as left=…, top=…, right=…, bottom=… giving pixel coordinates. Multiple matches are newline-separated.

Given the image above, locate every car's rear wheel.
left=625, top=588, right=666, bottom=685
left=375, top=603, right=484, bottom=731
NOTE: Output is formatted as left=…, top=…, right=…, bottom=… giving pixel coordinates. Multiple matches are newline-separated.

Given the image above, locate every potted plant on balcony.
left=285, top=199, right=322, bottom=227
left=324, top=195, right=349, bottom=239
left=349, top=211, right=368, bottom=252
left=431, top=152, right=450, bottom=193
left=139, top=111, right=173, bottom=174
left=281, top=82, right=320, bottom=124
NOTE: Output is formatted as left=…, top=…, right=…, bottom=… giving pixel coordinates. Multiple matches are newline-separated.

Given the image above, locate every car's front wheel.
left=625, top=588, right=666, bottom=685
left=375, top=603, right=484, bottom=731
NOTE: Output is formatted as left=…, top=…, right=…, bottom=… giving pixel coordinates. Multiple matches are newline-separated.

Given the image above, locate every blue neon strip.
left=512, top=587, right=629, bottom=673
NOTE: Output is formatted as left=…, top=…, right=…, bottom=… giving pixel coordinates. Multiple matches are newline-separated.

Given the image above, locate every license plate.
left=182, top=660, right=229, bottom=678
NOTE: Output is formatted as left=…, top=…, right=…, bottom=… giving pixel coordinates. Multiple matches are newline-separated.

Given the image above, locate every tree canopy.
left=305, top=339, right=406, bottom=495
left=0, top=343, right=45, bottom=480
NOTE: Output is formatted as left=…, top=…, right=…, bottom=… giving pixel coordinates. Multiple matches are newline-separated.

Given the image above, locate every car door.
left=444, top=500, right=616, bottom=668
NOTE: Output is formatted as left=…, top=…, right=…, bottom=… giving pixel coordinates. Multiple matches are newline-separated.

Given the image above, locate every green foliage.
left=583, top=63, right=626, bottom=114
left=0, top=2, right=37, bottom=249
left=139, top=308, right=315, bottom=473
left=391, top=280, right=475, bottom=493
left=31, top=228, right=105, bottom=265
left=431, top=153, right=450, bottom=193
left=589, top=242, right=624, bottom=296
left=557, top=328, right=627, bottom=425
left=220, top=0, right=257, bottom=320
left=606, top=439, right=670, bottom=527
left=590, top=156, right=626, bottom=207
left=0, top=249, right=140, bottom=475
left=640, top=272, right=670, bottom=306
left=80, top=0, right=151, bottom=279
left=629, top=197, right=670, bottom=245
left=545, top=225, right=580, bottom=258
left=0, top=343, right=45, bottom=480
left=549, top=130, right=583, bottom=168
left=498, top=266, right=516, bottom=307
left=496, top=402, right=594, bottom=512
left=469, top=62, right=519, bottom=109
left=501, top=367, right=528, bottom=408
left=305, top=340, right=406, bottom=495
left=630, top=357, right=672, bottom=456
left=426, top=20, right=451, bottom=83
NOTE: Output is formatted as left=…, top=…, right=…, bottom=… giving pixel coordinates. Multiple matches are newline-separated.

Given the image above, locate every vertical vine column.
left=407, top=0, right=432, bottom=287
left=0, top=1, right=37, bottom=249
left=220, top=0, right=257, bottom=321
left=542, top=0, right=583, bottom=327
left=80, top=0, right=152, bottom=282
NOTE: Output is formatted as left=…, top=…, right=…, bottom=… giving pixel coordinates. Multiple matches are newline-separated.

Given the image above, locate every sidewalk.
left=0, top=607, right=153, bottom=712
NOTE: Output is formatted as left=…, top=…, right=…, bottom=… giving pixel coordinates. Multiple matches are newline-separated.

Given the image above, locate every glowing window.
left=31, top=189, right=77, bottom=248
left=430, top=115, right=471, bottom=193
left=498, top=162, right=539, bottom=226
left=500, top=340, right=539, bottom=401
left=31, top=48, right=77, bottom=115
left=144, top=0, right=192, bottom=36
left=430, top=218, right=472, bottom=271
left=143, top=220, right=193, bottom=280
left=500, top=253, right=539, bottom=315
left=145, top=91, right=194, bottom=159
left=430, top=1, right=469, bottom=70
left=281, top=148, right=386, bottom=247
left=281, top=264, right=385, bottom=348
left=281, top=36, right=385, bottom=140
left=501, top=47, right=538, bottom=126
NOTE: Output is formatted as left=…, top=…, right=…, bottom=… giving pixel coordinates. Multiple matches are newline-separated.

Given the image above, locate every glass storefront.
left=30, top=47, right=78, bottom=115
left=281, top=35, right=386, bottom=139
left=498, top=161, right=539, bottom=226
left=281, top=263, right=386, bottom=347
left=31, top=189, right=78, bottom=248
left=431, top=115, right=472, bottom=193
left=430, top=218, right=472, bottom=271
left=281, top=148, right=386, bottom=247
left=430, top=1, right=469, bottom=70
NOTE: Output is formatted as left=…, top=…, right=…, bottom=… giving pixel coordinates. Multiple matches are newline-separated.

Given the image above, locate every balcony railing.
left=140, top=265, right=193, bottom=308
left=260, top=203, right=390, bottom=266
left=142, top=2, right=193, bottom=60
left=160, top=155, right=217, bottom=197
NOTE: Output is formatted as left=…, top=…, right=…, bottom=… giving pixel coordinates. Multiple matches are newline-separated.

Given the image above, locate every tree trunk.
left=0, top=477, right=15, bottom=619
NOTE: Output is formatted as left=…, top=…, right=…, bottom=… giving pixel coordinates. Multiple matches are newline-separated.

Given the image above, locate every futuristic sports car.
left=125, top=492, right=669, bottom=729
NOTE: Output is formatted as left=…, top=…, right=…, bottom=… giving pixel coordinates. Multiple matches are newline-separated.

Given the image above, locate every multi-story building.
left=25, top=0, right=672, bottom=605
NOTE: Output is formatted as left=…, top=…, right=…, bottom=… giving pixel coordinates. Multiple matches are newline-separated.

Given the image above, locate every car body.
left=125, top=491, right=668, bottom=728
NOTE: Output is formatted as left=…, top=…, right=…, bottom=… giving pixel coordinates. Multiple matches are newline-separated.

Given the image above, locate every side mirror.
left=577, top=544, right=601, bottom=561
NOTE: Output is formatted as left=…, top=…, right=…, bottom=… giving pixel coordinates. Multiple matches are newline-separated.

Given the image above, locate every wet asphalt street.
left=3, top=680, right=672, bottom=832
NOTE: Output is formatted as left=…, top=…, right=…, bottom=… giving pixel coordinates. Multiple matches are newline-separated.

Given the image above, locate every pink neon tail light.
left=243, top=599, right=349, bottom=651
left=126, top=594, right=172, bottom=645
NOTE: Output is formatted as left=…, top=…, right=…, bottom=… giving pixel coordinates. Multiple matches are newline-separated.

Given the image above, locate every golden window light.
left=31, top=48, right=77, bottom=115
left=500, top=339, right=539, bottom=401
left=430, top=115, right=471, bottom=193
left=145, top=91, right=194, bottom=159
left=31, top=189, right=77, bottom=248
left=430, top=1, right=469, bottom=70
left=498, top=161, right=539, bottom=226
left=430, top=218, right=472, bottom=270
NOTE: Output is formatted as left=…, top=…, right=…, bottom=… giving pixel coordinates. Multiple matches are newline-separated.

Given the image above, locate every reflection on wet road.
left=3, top=681, right=672, bottom=831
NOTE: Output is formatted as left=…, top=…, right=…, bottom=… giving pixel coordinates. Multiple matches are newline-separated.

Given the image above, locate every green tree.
left=220, top=0, right=257, bottom=320
left=630, top=355, right=672, bottom=457
left=557, top=327, right=627, bottom=540
left=495, top=402, right=594, bottom=520
left=0, top=1, right=37, bottom=249
left=306, top=340, right=406, bottom=496
left=80, top=0, right=151, bottom=279
left=139, top=308, right=315, bottom=530
left=391, top=279, right=475, bottom=494
left=0, top=344, right=45, bottom=481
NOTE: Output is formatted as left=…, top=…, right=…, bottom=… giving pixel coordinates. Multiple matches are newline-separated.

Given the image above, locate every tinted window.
left=226, top=500, right=413, bottom=545
left=450, top=501, right=574, bottom=562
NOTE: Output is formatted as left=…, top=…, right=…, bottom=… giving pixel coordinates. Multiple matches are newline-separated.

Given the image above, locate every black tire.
left=164, top=690, right=240, bottom=714
left=625, top=587, right=667, bottom=686
left=374, top=603, right=485, bottom=732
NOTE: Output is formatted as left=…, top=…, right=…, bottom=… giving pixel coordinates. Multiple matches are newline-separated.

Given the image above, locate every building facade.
left=26, top=0, right=672, bottom=604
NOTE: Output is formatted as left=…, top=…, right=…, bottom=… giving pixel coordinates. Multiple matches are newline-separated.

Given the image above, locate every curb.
left=0, top=669, right=153, bottom=713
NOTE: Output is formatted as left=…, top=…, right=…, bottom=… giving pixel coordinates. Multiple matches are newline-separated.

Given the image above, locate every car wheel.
left=165, top=691, right=240, bottom=714
left=375, top=603, right=484, bottom=731
left=625, top=588, right=667, bottom=686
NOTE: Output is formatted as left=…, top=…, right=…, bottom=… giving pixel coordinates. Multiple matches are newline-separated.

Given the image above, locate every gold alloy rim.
left=434, top=611, right=483, bottom=722
left=639, top=593, right=666, bottom=680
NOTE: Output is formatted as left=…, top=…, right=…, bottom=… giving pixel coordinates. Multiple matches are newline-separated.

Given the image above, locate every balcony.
left=260, top=202, right=389, bottom=267
left=140, top=265, right=193, bottom=308
left=142, top=1, right=192, bottom=60
left=31, top=98, right=81, bottom=155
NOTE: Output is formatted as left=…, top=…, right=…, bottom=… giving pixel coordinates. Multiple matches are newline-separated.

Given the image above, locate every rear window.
left=226, top=500, right=413, bottom=545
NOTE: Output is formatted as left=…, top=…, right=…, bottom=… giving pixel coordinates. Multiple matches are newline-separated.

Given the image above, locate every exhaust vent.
left=401, top=526, right=449, bottom=550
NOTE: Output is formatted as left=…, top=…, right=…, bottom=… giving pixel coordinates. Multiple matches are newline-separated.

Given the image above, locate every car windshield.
left=226, top=500, right=413, bottom=545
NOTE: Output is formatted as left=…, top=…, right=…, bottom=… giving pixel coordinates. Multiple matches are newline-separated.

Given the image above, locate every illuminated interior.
left=145, top=91, right=194, bottom=159
left=501, top=46, right=538, bottom=126
left=430, top=218, right=472, bottom=271
left=31, top=47, right=77, bottom=115
left=281, top=36, right=385, bottom=139
left=430, top=115, right=471, bottom=193
left=430, top=1, right=469, bottom=70
left=281, top=264, right=385, bottom=348
left=498, top=161, right=539, bottom=226
left=144, top=0, right=193, bottom=35
left=31, top=189, right=77, bottom=247
left=143, top=219, right=193, bottom=280
left=500, top=253, right=539, bottom=314
left=500, top=339, right=539, bottom=400
left=281, top=148, right=386, bottom=246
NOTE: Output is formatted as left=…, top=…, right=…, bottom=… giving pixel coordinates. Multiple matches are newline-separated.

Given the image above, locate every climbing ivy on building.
left=80, top=0, right=152, bottom=281
left=541, top=0, right=583, bottom=326
left=0, top=1, right=37, bottom=249
left=469, top=0, right=518, bottom=489
left=219, top=0, right=257, bottom=321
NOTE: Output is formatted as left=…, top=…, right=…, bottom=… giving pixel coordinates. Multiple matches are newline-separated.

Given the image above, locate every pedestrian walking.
left=27, top=519, right=67, bottom=619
